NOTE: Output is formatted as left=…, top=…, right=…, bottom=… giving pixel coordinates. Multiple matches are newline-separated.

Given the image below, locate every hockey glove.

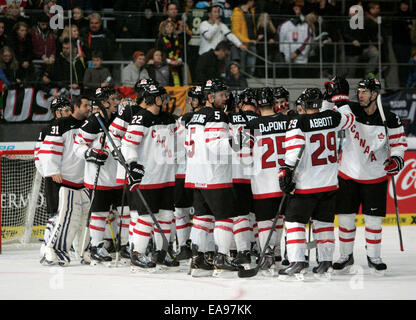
left=383, top=156, right=404, bottom=176
left=323, top=81, right=349, bottom=103
left=85, top=148, right=109, bottom=166
left=279, top=165, right=296, bottom=194
left=111, top=147, right=121, bottom=162
left=128, top=162, right=145, bottom=191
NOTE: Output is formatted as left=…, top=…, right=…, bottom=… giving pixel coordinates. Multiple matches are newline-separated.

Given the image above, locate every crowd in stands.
left=0, top=0, right=416, bottom=95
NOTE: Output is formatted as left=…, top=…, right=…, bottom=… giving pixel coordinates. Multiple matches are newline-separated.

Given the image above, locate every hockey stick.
left=79, top=130, right=107, bottom=260
left=376, top=94, right=404, bottom=252
left=238, top=144, right=305, bottom=278
left=115, top=173, right=128, bottom=267
left=95, top=113, right=172, bottom=261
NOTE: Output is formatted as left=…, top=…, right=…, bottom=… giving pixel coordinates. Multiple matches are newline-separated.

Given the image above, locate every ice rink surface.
left=0, top=226, right=415, bottom=301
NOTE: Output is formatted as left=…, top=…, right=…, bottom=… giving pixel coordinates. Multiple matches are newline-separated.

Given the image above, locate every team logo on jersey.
left=378, top=132, right=385, bottom=140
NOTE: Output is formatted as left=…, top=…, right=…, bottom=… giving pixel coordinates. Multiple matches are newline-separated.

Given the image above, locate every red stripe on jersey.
left=389, top=133, right=405, bottom=140
left=127, top=130, right=144, bottom=136
left=234, top=227, right=251, bottom=235
left=77, top=133, right=93, bottom=142
left=339, top=227, right=356, bottom=233
left=122, top=136, right=140, bottom=145
left=116, top=178, right=127, bottom=184
left=205, top=137, right=221, bottom=143
left=285, top=144, right=303, bottom=150
left=366, top=238, right=381, bottom=244
left=295, top=185, right=338, bottom=194
left=338, top=171, right=388, bottom=184
left=175, top=174, right=186, bottom=179
left=287, top=227, right=305, bottom=233
left=110, top=122, right=127, bottom=132
left=365, top=228, right=382, bottom=234
left=253, top=192, right=284, bottom=199
left=185, top=182, right=233, bottom=189
left=286, top=239, right=306, bottom=244
left=313, top=227, right=334, bottom=233
left=341, top=113, right=351, bottom=130
left=285, top=135, right=305, bottom=142
left=84, top=183, right=123, bottom=190
left=38, top=150, right=63, bottom=155
left=233, top=178, right=251, bottom=184
left=43, top=140, right=64, bottom=146
left=390, top=143, right=408, bottom=148
left=139, top=181, right=175, bottom=189
left=204, top=128, right=226, bottom=132
left=61, top=179, right=84, bottom=188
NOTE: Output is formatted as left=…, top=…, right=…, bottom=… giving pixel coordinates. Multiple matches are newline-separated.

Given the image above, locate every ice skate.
left=367, top=256, right=387, bottom=276
left=259, top=254, right=276, bottom=277
left=313, top=261, right=334, bottom=280
left=278, top=262, right=308, bottom=281
left=232, top=250, right=252, bottom=269
left=333, top=254, right=354, bottom=273
left=130, top=251, right=157, bottom=273
left=213, top=253, right=239, bottom=278
left=153, top=250, right=180, bottom=271
left=190, top=252, right=214, bottom=277
left=90, top=243, right=112, bottom=266
left=176, top=244, right=192, bottom=261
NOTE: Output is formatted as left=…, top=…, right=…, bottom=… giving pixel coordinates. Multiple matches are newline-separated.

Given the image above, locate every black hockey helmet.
left=95, top=86, right=116, bottom=102
left=256, top=87, right=274, bottom=108
left=203, top=78, right=227, bottom=96
left=301, top=88, right=323, bottom=110
left=142, top=84, right=163, bottom=105
left=295, top=93, right=306, bottom=107
left=134, top=78, right=159, bottom=104
left=272, top=87, right=290, bottom=101
left=357, top=77, right=381, bottom=93
left=50, top=96, right=70, bottom=112
left=239, top=88, right=257, bottom=107
left=188, top=85, right=204, bottom=106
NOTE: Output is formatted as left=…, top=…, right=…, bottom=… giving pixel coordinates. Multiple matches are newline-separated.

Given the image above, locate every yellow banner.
left=164, top=86, right=192, bottom=116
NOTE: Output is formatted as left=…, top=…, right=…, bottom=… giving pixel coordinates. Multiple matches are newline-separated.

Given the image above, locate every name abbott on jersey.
left=309, top=116, right=333, bottom=128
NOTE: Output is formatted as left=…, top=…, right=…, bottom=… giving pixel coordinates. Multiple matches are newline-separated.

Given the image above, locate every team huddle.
left=33, top=75, right=407, bottom=280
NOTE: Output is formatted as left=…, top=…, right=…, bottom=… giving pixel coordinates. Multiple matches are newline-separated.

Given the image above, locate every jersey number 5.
left=310, top=132, right=337, bottom=166
left=186, top=127, right=196, bottom=158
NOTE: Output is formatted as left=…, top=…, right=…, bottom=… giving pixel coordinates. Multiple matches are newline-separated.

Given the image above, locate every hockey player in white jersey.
left=36, top=97, right=72, bottom=258
left=173, top=86, right=204, bottom=261
left=333, top=78, right=407, bottom=274
left=278, top=88, right=355, bottom=280
left=121, top=84, right=178, bottom=271
left=38, top=96, right=92, bottom=265
left=74, top=87, right=128, bottom=264
left=185, top=79, right=242, bottom=277
left=228, top=88, right=259, bottom=267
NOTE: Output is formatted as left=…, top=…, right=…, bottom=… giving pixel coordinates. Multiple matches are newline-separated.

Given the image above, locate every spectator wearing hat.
left=225, top=61, right=248, bottom=89
left=122, top=51, right=150, bottom=88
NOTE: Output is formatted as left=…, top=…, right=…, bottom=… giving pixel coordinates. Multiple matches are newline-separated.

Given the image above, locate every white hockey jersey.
left=121, top=109, right=176, bottom=189
left=245, top=113, right=290, bottom=199
left=38, top=115, right=85, bottom=189
left=34, top=124, right=52, bottom=177
left=228, top=110, right=259, bottom=184
left=199, top=20, right=242, bottom=55
left=285, top=105, right=355, bottom=194
left=338, top=102, right=407, bottom=183
left=175, top=111, right=194, bottom=179
left=278, top=18, right=312, bottom=64
left=185, top=106, right=233, bottom=189
left=74, top=112, right=122, bottom=190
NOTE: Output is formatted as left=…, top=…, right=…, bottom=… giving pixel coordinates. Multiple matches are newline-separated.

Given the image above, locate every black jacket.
left=195, top=50, right=223, bottom=85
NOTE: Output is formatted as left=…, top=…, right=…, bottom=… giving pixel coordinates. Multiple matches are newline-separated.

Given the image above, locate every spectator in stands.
left=183, top=0, right=195, bottom=12
left=256, top=12, right=277, bottom=76
left=29, top=14, right=57, bottom=81
left=342, top=4, right=379, bottom=78
left=140, top=0, right=166, bottom=43
left=43, top=38, right=86, bottom=90
left=83, top=50, right=112, bottom=94
left=9, top=21, right=34, bottom=82
left=71, top=7, right=89, bottom=32
left=155, top=19, right=184, bottom=86
left=81, top=12, right=115, bottom=61
left=0, top=20, right=10, bottom=48
left=407, top=49, right=416, bottom=88
left=145, top=48, right=173, bottom=86
left=231, top=0, right=257, bottom=76
left=199, top=4, right=245, bottom=56
left=225, top=60, right=248, bottom=89
left=122, top=50, right=150, bottom=88
left=263, top=0, right=291, bottom=28
left=4, top=1, right=30, bottom=37
left=58, top=24, right=86, bottom=60
left=0, top=46, right=23, bottom=89
left=279, top=2, right=313, bottom=78
left=164, top=1, right=191, bottom=36
left=195, top=39, right=231, bottom=85
left=392, top=0, right=414, bottom=88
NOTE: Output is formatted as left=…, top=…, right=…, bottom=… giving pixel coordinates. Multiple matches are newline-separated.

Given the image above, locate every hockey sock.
left=90, top=211, right=108, bottom=247
left=190, top=215, right=214, bottom=253
left=170, top=216, right=176, bottom=244
left=153, top=210, right=173, bottom=251
left=364, top=215, right=383, bottom=259
left=312, top=220, right=335, bottom=262
left=233, top=215, right=251, bottom=252
left=214, top=218, right=234, bottom=255
left=285, top=221, right=307, bottom=262
left=206, top=225, right=215, bottom=252
left=129, top=210, right=139, bottom=251
left=132, top=215, right=153, bottom=254
left=116, top=206, right=130, bottom=246
left=338, top=213, right=356, bottom=257
left=274, top=215, right=284, bottom=256
left=248, top=212, right=257, bottom=244
left=257, top=219, right=277, bottom=252
left=174, top=207, right=192, bottom=247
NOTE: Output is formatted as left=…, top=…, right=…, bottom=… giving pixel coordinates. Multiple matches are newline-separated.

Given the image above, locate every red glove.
left=383, top=156, right=404, bottom=176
